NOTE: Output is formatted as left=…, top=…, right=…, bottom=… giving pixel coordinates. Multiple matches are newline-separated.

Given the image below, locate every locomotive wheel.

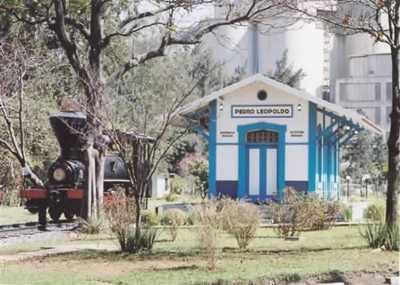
left=48, top=207, right=62, bottom=222
left=64, top=212, right=74, bottom=221
left=27, top=206, right=39, bottom=214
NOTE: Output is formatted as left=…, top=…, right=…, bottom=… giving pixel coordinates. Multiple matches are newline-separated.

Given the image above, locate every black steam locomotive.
left=20, top=111, right=152, bottom=225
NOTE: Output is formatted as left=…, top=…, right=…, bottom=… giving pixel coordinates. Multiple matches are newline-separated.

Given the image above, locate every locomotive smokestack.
left=49, top=111, right=87, bottom=159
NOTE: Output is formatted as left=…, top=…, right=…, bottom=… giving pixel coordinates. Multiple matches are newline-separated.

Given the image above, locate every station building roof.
left=171, top=74, right=383, bottom=135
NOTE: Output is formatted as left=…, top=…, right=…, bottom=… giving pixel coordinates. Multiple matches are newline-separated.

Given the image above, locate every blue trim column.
left=237, top=128, right=247, bottom=199
left=322, top=112, right=327, bottom=196
left=308, top=102, right=317, bottom=194
left=208, top=100, right=217, bottom=199
left=277, top=134, right=286, bottom=199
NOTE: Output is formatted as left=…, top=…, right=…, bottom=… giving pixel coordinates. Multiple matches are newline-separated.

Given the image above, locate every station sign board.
left=231, top=105, right=293, bottom=118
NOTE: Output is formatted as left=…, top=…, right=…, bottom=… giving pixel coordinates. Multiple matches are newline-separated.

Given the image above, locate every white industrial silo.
left=202, top=23, right=255, bottom=77
left=257, top=18, right=325, bottom=97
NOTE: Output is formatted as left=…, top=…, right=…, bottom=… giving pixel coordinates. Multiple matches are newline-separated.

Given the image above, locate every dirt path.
left=0, top=244, right=118, bottom=262
left=0, top=245, right=398, bottom=285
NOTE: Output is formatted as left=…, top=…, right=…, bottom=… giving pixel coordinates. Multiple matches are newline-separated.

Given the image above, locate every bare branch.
left=64, top=17, right=91, bottom=41
left=110, top=4, right=176, bottom=34
left=106, top=34, right=172, bottom=85
left=48, top=0, right=87, bottom=80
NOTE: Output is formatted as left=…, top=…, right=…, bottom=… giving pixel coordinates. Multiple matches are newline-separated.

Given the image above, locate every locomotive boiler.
left=20, top=111, right=152, bottom=225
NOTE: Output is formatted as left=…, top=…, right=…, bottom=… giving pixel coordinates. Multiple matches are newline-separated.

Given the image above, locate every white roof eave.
left=173, top=74, right=384, bottom=135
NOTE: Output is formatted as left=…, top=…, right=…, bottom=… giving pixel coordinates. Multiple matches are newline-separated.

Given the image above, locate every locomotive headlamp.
left=53, top=168, right=66, bottom=182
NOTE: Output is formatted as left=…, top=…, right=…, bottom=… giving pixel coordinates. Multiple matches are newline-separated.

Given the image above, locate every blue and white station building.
left=172, top=74, right=383, bottom=201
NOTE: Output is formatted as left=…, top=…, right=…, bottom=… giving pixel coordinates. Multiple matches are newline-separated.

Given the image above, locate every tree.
left=189, top=159, right=209, bottom=199
left=100, top=51, right=212, bottom=251
left=266, top=49, right=307, bottom=88
left=166, top=46, right=248, bottom=174
left=0, top=39, right=55, bottom=186
left=341, top=110, right=387, bottom=184
left=1, top=0, right=291, bottom=220
left=286, top=0, right=398, bottom=225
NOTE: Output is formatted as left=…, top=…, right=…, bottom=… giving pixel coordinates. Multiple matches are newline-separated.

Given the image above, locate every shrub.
left=222, top=201, right=261, bottom=250
left=359, top=222, right=387, bottom=248
left=342, top=204, right=353, bottom=222
left=169, top=175, right=188, bottom=194
left=161, top=209, right=187, bottom=241
left=309, top=199, right=342, bottom=231
left=77, top=216, right=103, bottom=234
left=270, top=188, right=342, bottom=236
left=104, top=196, right=161, bottom=253
left=385, top=222, right=400, bottom=251
left=270, top=188, right=314, bottom=237
left=115, top=226, right=160, bottom=253
left=139, top=227, right=161, bottom=252
left=359, top=221, right=399, bottom=251
left=365, top=202, right=385, bottom=222
left=186, top=210, right=198, bottom=225
left=189, top=160, right=209, bottom=199
left=165, top=192, right=179, bottom=202
left=141, top=210, right=160, bottom=226
left=192, top=200, right=225, bottom=269
left=104, top=193, right=139, bottom=253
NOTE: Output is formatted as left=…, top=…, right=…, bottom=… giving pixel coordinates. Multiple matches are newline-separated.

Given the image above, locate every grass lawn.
left=0, top=196, right=198, bottom=225
left=1, top=227, right=398, bottom=285
left=0, top=206, right=38, bottom=224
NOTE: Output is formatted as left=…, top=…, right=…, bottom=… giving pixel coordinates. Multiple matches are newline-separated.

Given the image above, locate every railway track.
left=0, top=220, right=80, bottom=238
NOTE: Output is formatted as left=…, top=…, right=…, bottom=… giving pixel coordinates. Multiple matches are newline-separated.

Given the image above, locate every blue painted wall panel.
left=216, top=181, right=238, bottom=199
left=285, top=181, right=309, bottom=192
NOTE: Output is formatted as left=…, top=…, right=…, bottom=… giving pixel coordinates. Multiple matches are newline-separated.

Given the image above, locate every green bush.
left=189, top=160, right=209, bottom=199
left=77, top=216, right=103, bottom=234
left=359, top=222, right=387, bottom=248
left=365, top=202, right=386, bottom=222
left=161, top=209, right=187, bottom=241
left=309, top=199, right=342, bottom=231
left=359, top=222, right=399, bottom=251
left=141, top=210, right=160, bottom=226
left=222, top=201, right=261, bottom=250
left=191, top=199, right=225, bottom=269
left=165, top=192, right=179, bottom=202
left=270, top=188, right=313, bottom=237
left=169, top=175, right=187, bottom=194
left=342, top=205, right=353, bottom=222
left=186, top=211, right=198, bottom=225
left=270, top=188, right=342, bottom=236
left=116, top=226, right=160, bottom=253
left=139, top=227, right=160, bottom=252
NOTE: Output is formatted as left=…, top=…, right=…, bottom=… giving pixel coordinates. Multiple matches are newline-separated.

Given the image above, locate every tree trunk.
left=91, top=148, right=97, bottom=221
left=96, top=151, right=105, bottom=213
left=386, top=46, right=399, bottom=225
left=81, top=146, right=95, bottom=219
left=134, top=190, right=142, bottom=253
left=23, top=165, right=43, bottom=186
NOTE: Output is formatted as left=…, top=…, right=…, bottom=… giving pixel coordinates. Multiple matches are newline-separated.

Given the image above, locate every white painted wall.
left=215, top=81, right=310, bottom=183
left=216, top=82, right=309, bottom=144
left=285, top=145, right=308, bottom=181
left=151, top=174, right=170, bottom=198
left=216, top=145, right=238, bottom=181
